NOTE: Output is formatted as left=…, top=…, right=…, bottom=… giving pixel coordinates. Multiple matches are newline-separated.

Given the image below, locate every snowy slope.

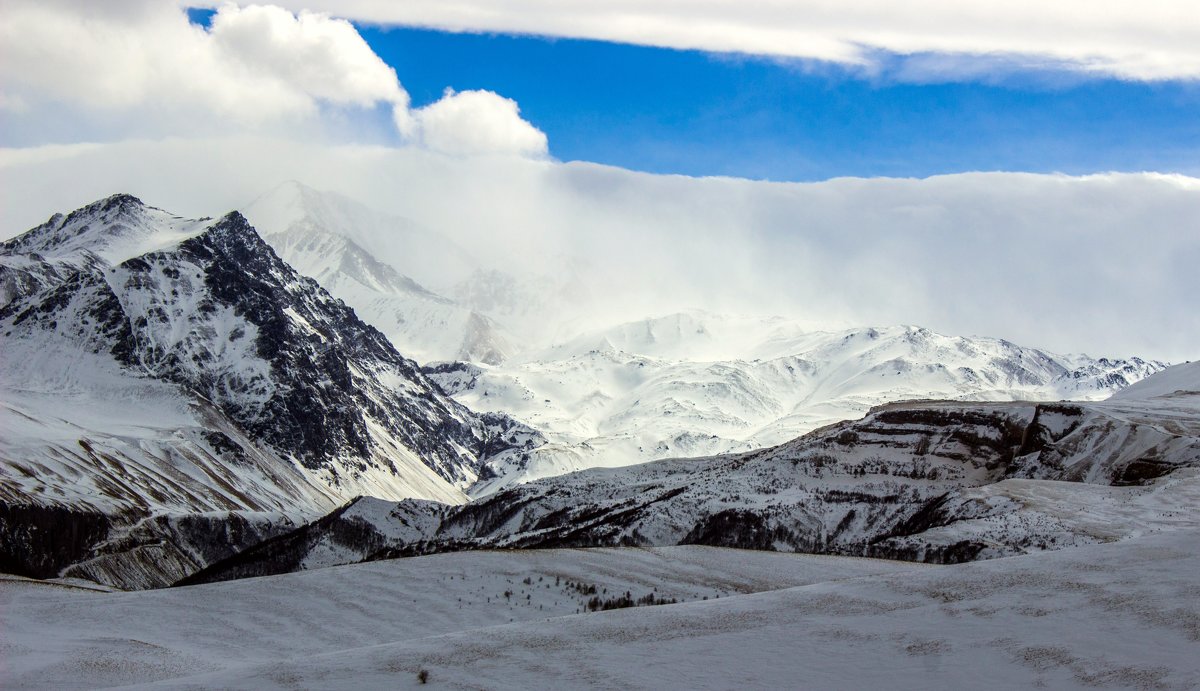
left=243, top=182, right=513, bottom=364
left=435, top=312, right=1165, bottom=496
left=0, top=194, right=531, bottom=587
left=1111, top=359, right=1200, bottom=400
left=5, top=531, right=1199, bottom=689
left=0, top=546, right=920, bottom=688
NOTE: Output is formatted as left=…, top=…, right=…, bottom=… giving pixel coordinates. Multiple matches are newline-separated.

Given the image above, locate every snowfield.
left=1, top=546, right=920, bottom=688
left=3, top=531, right=1199, bottom=689
left=446, top=315, right=1165, bottom=496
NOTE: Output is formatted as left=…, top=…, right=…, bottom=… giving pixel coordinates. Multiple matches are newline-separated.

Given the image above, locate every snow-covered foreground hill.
left=5, top=531, right=1200, bottom=689
left=1, top=547, right=919, bottom=688
left=186, top=361, right=1200, bottom=583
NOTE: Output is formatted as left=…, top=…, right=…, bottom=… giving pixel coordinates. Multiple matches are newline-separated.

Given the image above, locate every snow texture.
left=3, top=531, right=1199, bottom=688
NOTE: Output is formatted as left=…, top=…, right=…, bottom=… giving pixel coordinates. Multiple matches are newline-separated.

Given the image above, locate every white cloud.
left=0, top=1, right=401, bottom=124
left=249, top=0, right=1200, bottom=81
left=2, top=137, right=1197, bottom=361
left=405, top=89, right=548, bottom=157
left=0, top=1, right=546, bottom=156
left=206, top=4, right=409, bottom=108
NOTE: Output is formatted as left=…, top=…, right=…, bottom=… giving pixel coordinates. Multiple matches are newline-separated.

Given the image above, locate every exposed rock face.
left=0, top=503, right=112, bottom=580
left=0, top=194, right=533, bottom=588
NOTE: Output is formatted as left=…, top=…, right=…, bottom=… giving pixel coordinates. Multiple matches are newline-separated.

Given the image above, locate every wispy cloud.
left=235, top=0, right=1200, bottom=81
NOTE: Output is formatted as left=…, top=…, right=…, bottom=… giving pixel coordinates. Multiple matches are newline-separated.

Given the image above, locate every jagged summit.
left=2, top=192, right=211, bottom=266
left=0, top=193, right=551, bottom=585
left=2, top=193, right=537, bottom=512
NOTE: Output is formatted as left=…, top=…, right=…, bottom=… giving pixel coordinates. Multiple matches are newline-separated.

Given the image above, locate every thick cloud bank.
left=2, top=138, right=1196, bottom=361
left=246, top=0, right=1200, bottom=81
left=0, top=1, right=546, bottom=156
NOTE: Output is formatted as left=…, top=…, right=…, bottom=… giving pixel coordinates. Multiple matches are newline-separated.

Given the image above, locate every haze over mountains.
left=242, top=181, right=592, bottom=364
left=245, top=182, right=1167, bottom=494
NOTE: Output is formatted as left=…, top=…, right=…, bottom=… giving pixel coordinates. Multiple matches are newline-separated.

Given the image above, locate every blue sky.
left=180, top=9, right=1200, bottom=181
left=361, top=27, right=1200, bottom=181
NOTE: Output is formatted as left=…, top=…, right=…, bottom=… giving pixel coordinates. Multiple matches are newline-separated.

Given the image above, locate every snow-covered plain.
left=4, top=531, right=1199, bottom=689
left=0, top=546, right=919, bottom=688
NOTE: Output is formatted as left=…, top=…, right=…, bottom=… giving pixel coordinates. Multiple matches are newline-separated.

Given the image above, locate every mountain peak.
left=1, top=193, right=175, bottom=264
left=242, top=180, right=480, bottom=292
left=242, top=180, right=345, bottom=238
left=4, top=193, right=510, bottom=509
left=98, top=192, right=145, bottom=212
left=56, top=192, right=147, bottom=227
left=176, top=210, right=284, bottom=273
left=65, top=193, right=151, bottom=229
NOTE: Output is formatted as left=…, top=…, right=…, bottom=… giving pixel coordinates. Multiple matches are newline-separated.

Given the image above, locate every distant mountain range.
left=437, top=313, right=1164, bottom=496
left=244, top=183, right=1167, bottom=496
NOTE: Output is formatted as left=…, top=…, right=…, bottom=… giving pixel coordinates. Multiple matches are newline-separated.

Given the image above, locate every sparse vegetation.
left=586, top=590, right=679, bottom=612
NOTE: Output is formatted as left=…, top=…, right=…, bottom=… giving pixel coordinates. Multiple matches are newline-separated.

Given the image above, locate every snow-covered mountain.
left=186, top=361, right=1200, bottom=583
left=243, top=181, right=601, bottom=363
left=429, top=311, right=1165, bottom=496
left=0, top=189, right=1177, bottom=591
left=0, top=194, right=532, bottom=587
